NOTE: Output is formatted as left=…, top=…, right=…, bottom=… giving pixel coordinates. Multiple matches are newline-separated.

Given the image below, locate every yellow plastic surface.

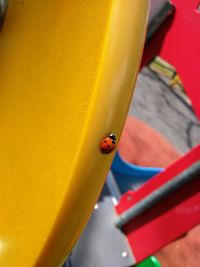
left=0, top=0, right=149, bottom=266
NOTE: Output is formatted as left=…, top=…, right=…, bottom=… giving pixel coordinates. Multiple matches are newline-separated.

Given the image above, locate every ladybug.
left=100, top=133, right=116, bottom=154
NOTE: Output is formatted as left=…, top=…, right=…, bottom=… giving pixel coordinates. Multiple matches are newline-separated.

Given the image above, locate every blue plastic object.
left=111, top=152, right=163, bottom=193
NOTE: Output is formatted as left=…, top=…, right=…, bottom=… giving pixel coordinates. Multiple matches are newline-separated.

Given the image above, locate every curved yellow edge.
left=0, top=0, right=149, bottom=266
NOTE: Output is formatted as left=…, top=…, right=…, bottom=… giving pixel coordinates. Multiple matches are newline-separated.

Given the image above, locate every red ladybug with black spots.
left=100, top=133, right=116, bottom=154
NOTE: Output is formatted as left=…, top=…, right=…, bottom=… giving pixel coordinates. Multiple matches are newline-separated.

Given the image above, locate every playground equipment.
left=0, top=0, right=200, bottom=266
left=65, top=1, right=200, bottom=266
left=0, top=0, right=149, bottom=266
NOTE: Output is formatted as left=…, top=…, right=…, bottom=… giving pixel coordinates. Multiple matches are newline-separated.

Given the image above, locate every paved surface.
left=129, top=67, right=200, bottom=154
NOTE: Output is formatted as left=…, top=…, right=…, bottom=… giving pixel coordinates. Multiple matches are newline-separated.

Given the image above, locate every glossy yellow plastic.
left=0, top=0, right=149, bottom=266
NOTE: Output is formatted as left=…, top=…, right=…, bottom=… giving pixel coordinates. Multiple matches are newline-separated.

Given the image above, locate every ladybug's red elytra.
left=100, top=133, right=116, bottom=154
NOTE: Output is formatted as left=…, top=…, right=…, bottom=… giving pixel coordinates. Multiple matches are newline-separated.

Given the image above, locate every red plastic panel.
left=116, top=145, right=200, bottom=263
left=142, top=0, right=200, bottom=120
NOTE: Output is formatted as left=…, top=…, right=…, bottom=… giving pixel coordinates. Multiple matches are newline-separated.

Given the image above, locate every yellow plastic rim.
left=0, top=0, right=149, bottom=266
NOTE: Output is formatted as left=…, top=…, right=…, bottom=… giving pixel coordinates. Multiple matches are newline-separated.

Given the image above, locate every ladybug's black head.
left=108, top=133, right=116, bottom=143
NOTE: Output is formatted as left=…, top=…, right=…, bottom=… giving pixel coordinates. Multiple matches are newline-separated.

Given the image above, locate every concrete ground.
left=129, top=67, right=200, bottom=154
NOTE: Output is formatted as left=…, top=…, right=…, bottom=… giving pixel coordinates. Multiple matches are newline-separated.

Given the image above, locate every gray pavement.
left=129, top=67, right=200, bottom=154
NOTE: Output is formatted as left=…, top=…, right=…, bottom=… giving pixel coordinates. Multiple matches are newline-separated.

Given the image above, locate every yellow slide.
left=0, top=0, right=149, bottom=266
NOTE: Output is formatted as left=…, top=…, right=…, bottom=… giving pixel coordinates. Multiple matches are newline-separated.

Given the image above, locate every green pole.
left=136, top=256, right=161, bottom=267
